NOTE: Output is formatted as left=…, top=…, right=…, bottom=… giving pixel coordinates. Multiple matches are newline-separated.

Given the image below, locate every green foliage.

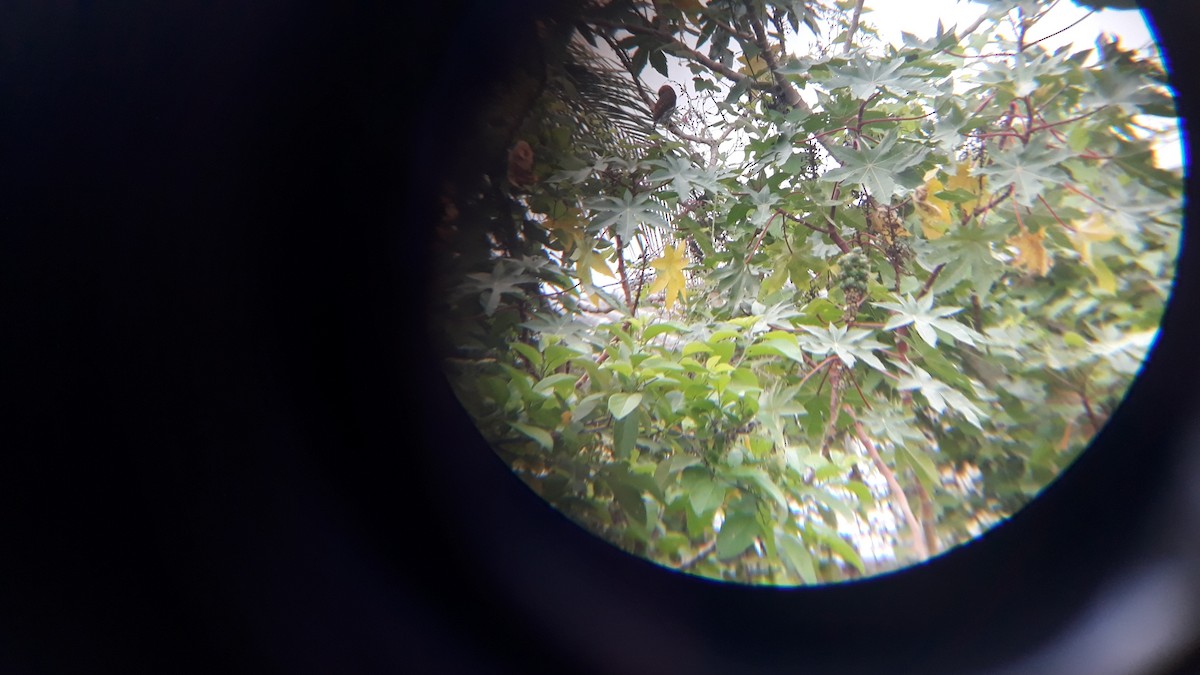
left=432, top=0, right=1182, bottom=585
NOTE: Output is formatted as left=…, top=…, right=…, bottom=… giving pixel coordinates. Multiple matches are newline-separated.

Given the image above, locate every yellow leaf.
left=1006, top=226, right=1053, bottom=276
left=648, top=242, right=690, bottom=309
left=737, top=54, right=771, bottom=81
left=543, top=209, right=584, bottom=252
left=573, top=245, right=615, bottom=305
left=944, top=161, right=986, bottom=212
left=1090, top=256, right=1117, bottom=294
left=1068, top=213, right=1116, bottom=267
left=914, top=178, right=951, bottom=239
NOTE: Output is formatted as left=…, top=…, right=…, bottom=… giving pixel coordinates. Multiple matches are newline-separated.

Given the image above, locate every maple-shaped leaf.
left=823, top=130, right=927, bottom=201
left=797, top=323, right=887, bottom=371
left=973, top=143, right=1069, bottom=207
left=747, top=185, right=778, bottom=227
left=918, top=222, right=1009, bottom=296
left=874, top=293, right=981, bottom=348
left=973, top=51, right=1059, bottom=98
left=588, top=189, right=668, bottom=241
left=1082, top=64, right=1164, bottom=116
left=859, top=407, right=926, bottom=448
left=756, top=385, right=807, bottom=449
left=648, top=242, right=690, bottom=309
left=572, top=245, right=615, bottom=305
left=710, top=256, right=758, bottom=309
left=1006, top=225, right=1053, bottom=276
left=542, top=208, right=585, bottom=252
left=521, top=311, right=607, bottom=352
left=461, top=260, right=536, bottom=316
left=823, top=55, right=939, bottom=99
left=925, top=103, right=969, bottom=157
left=646, top=155, right=727, bottom=198
left=749, top=300, right=802, bottom=335
left=893, top=360, right=983, bottom=428
left=914, top=177, right=952, bottom=239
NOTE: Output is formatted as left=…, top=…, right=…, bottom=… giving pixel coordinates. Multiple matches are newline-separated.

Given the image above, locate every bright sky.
left=866, top=0, right=1155, bottom=51
left=864, top=0, right=1182, bottom=169
left=650, top=1, right=1182, bottom=169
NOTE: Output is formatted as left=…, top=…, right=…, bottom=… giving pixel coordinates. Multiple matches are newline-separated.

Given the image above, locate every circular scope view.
left=430, top=0, right=1184, bottom=585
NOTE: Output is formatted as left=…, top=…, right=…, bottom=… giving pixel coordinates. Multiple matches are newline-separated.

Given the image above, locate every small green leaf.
left=510, top=422, right=553, bottom=451
left=608, top=392, right=643, bottom=420
left=682, top=466, right=727, bottom=515
left=1063, top=331, right=1089, bottom=349
left=610, top=481, right=647, bottom=525
left=533, top=373, right=579, bottom=398
left=511, top=342, right=542, bottom=369
left=572, top=393, right=606, bottom=421
left=726, top=466, right=788, bottom=511
left=811, top=523, right=865, bottom=573
left=779, top=533, right=818, bottom=584
left=843, top=481, right=876, bottom=509
left=716, top=511, right=760, bottom=560
left=899, top=445, right=940, bottom=488
left=644, top=322, right=687, bottom=340
left=708, top=329, right=741, bottom=343
left=613, top=415, right=638, bottom=459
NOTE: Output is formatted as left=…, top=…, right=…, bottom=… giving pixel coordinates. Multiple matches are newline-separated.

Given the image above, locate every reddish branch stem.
left=916, top=263, right=946, bottom=299
left=745, top=211, right=782, bottom=264
left=614, top=234, right=634, bottom=311
left=1037, top=194, right=1074, bottom=233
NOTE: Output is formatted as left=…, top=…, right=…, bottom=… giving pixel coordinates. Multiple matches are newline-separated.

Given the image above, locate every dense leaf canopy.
left=431, top=0, right=1183, bottom=585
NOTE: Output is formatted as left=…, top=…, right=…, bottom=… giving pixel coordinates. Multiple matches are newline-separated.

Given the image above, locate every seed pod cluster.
left=840, top=248, right=869, bottom=306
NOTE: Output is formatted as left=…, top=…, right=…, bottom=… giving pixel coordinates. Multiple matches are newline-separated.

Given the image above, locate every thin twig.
left=965, top=185, right=1015, bottom=225
left=1024, top=10, right=1094, bottom=51
left=797, top=356, right=838, bottom=390
left=1037, top=194, right=1075, bottom=233
left=745, top=211, right=782, bottom=264
left=845, top=368, right=873, bottom=411
left=614, top=234, right=634, bottom=311
left=1063, top=182, right=1113, bottom=211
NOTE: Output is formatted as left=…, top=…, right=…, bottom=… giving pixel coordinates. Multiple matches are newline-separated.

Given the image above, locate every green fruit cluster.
left=840, top=248, right=870, bottom=296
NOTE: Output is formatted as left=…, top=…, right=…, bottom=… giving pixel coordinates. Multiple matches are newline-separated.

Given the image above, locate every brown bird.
left=507, top=140, right=535, bottom=189
left=650, top=85, right=676, bottom=126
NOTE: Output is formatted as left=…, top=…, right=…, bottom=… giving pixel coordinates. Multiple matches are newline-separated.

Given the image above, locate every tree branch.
left=916, top=263, right=946, bottom=299
left=591, top=18, right=769, bottom=91
left=852, top=417, right=930, bottom=560
left=844, top=0, right=866, bottom=54
left=913, top=476, right=939, bottom=556
left=743, top=0, right=804, bottom=110
left=678, top=539, right=718, bottom=571
left=965, top=184, right=1015, bottom=225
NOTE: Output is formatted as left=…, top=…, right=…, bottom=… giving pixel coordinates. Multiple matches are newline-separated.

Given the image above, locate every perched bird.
left=506, top=140, right=535, bottom=189
left=650, top=84, right=676, bottom=126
